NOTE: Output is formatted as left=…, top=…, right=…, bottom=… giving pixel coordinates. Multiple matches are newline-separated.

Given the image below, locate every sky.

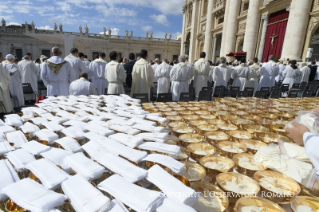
left=0, top=0, right=184, bottom=39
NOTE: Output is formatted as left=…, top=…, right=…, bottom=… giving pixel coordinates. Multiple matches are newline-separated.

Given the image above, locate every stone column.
left=222, top=0, right=240, bottom=59
left=189, top=0, right=200, bottom=62
left=257, top=15, right=269, bottom=61
left=220, top=0, right=230, bottom=56
left=243, top=0, right=260, bottom=61
left=211, top=34, right=218, bottom=62
left=281, top=0, right=312, bottom=61
left=62, top=34, right=76, bottom=57
left=1, top=42, right=8, bottom=56
left=180, top=7, right=187, bottom=55
left=32, top=44, right=37, bottom=59
left=203, top=0, right=215, bottom=59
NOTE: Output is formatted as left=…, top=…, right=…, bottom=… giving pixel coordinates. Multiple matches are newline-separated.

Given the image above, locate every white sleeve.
left=304, top=132, right=319, bottom=173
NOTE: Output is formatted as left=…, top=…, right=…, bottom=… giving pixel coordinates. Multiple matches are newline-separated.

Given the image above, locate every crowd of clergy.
left=0, top=46, right=319, bottom=115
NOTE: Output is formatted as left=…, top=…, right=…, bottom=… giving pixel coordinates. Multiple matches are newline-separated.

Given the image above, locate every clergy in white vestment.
left=88, top=52, right=108, bottom=95
left=105, top=51, right=126, bottom=95
left=64, top=48, right=88, bottom=79
left=185, top=55, right=194, bottom=85
left=69, top=72, right=97, bottom=96
left=211, top=57, right=232, bottom=92
left=131, top=49, right=154, bottom=99
left=170, top=55, right=194, bottom=101
left=282, top=60, right=302, bottom=88
left=193, top=52, right=210, bottom=98
left=275, top=61, right=285, bottom=82
left=155, top=59, right=171, bottom=94
left=18, top=55, right=39, bottom=100
left=83, top=55, right=90, bottom=69
left=259, top=55, right=279, bottom=90
left=0, top=52, right=13, bottom=113
left=300, top=63, right=311, bottom=83
left=41, top=47, right=77, bottom=96
left=246, top=57, right=261, bottom=94
left=152, top=58, right=160, bottom=83
left=2, top=54, right=24, bottom=107
left=34, top=58, right=42, bottom=81
left=232, top=58, right=250, bottom=91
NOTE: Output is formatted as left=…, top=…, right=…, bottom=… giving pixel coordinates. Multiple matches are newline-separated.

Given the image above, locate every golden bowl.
left=269, top=124, right=287, bottom=136
left=166, top=115, right=183, bottom=122
left=299, top=181, right=319, bottom=198
left=187, top=106, right=201, bottom=111
left=232, top=111, right=249, bottom=117
left=280, top=112, right=296, bottom=120
left=187, top=143, right=216, bottom=162
left=178, top=111, right=194, bottom=116
left=254, top=170, right=301, bottom=204
left=239, top=139, right=268, bottom=154
left=259, top=113, right=279, bottom=120
left=164, top=139, right=179, bottom=145
left=256, top=132, right=290, bottom=144
left=162, top=111, right=179, bottom=117
left=168, top=121, right=187, bottom=129
left=172, top=126, right=195, bottom=137
left=291, top=196, right=319, bottom=212
left=191, top=182, right=229, bottom=212
left=245, top=115, right=263, bottom=122
left=249, top=109, right=263, bottom=115
left=179, top=133, right=204, bottom=147
left=168, top=147, right=190, bottom=161
left=217, top=141, right=246, bottom=158
left=205, top=131, right=230, bottom=145
left=243, top=125, right=270, bottom=135
left=227, top=130, right=253, bottom=142
left=193, top=110, right=210, bottom=115
left=233, top=153, right=267, bottom=178
left=145, top=161, right=171, bottom=173
left=5, top=200, right=27, bottom=212
left=173, top=175, right=191, bottom=187
left=172, top=107, right=186, bottom=112
left=158, top=108, right=172, bottom=112
left=206, top=119, right=226, bottom=125
left=231, top=119, right=255, bottom=129
left=216, top=123, right=238, bottom=133
left=178, top=161, right=206, bottom=183
left=235, top=197, right=286, bottom=212
left=199, top=114, right=217, bottom=121
left=182, top=115, right=200, bottom=123
left=196, top=124, right=219, bottom=134
left=219, top=115, right=240, bottom=122
left=188, top=120, right=209, bottom=128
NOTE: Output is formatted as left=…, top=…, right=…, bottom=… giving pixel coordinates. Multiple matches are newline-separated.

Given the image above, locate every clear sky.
left=0, top=0, right=184, bottom=39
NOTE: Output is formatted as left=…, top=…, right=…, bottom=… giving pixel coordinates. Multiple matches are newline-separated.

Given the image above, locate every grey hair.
left=51, top=46, right=61, bottom=55
left=179, top=55, right=186, bottom=62
left=185, top=54, right=189, bottom=61
left=154, top=58, right=160, bottom=63
left=220, top=56, right=227, bottom=64
left=23, top=55, right=30, bottom=60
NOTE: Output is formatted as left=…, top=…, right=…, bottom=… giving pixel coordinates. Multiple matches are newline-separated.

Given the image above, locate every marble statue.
left=165, top=33, right=167, bottom=40
left=125, top=30, right=128, bottom=37
left=31, top=21, right=35, bottom=30
left=79, top=25, right=82, bottom=34
left=150, top=32, right=153, bottom=39
left=85, top=25, right=89, bottom=34
left=1, top=18, right=5, bottom=27
left=59, top=23, right=63, bottom=32
left=103, top=27, right=107, bottom=35
left=54, top=23, right=57, bottom=31
left=146, top=31, right=149, bottom=38
left=109, top=28, right=112, bottom=36
left=130, top=30, right=133, bottom=38
left=169, top=34, right=172, bottom=40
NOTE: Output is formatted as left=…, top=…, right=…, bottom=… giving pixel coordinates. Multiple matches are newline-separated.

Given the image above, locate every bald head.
left=51, top=46, right=62, bottom=56
left=178, top=55, right=186, bottom=62
left=154, top=58, right=160, bottom=64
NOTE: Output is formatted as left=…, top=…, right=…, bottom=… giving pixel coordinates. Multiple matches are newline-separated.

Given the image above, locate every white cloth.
left=275, top=64, right=285, bottom=82
left=155, top=198, right=196, bottom=212
left=82, top=140, right=112, bottom=161
left=137, top=142, right=180, bottom=155
left=69, top=77, right=98, bottom=96
left=303, top=133, right=319, bottom=177
left=42, top=121, right=65, bottom=132
left=212, top=64, right=232, bottom=91
left=0, top=63, right=13, bottom=113
left=5, top=149, right=36, bottom=171
left=1, top=178, right=66, bottom=212
left=0, top=125, right=15, bottom=134
left=18, top=59, right=39, bottom=99
left=41, top=148, right=73, bottom=172
left=152, top=63, right=159, bottom=83
left=54, top=137, right=82, bottom=153
left=97, top=153, right=147, bottom=182
left=30, top=117, right=47, bottom=126
left=259, top=60, right=279, bottom=90
left=108, top=133, right=143, bottom=148
left=64, top=152, right=106, bottom=180
left=146, top=115, right=168, bottom=125
left=155, top=62, right=171, bottom=94
left=108, top=199, right=129, bottom=212
left=0, top=142, right=14, bottom=155
left=130, top=58, right=154, bottom=100
left=5, top=114, right=23, bottom=127
left=232, top=64, right=249, bottom=91
left=282, top=66, right=302, bottom=88
left=88, top=58, right=108, bottom=95
left=105, top=61, right=126, bottom=94
left=63, top=120, right=87, bottom=131
left=62, top=175, right=110, bottom=212
left=246, top=64, right=261, bottom=93
left=86, top=124, right=115, bottom=136
left=98, top=174, right=164, bottom=212
left=41, top=56, right=77, bottom=96
left=6, top=130, right=28, bottom=148
left=109, top=125, right=141, bottom=135
left=61, top=126, right=85, bottom=140
left=193, top=59, right=210, bottom=97
left=20, top=140, right=51, bottom=155
left=136, top=133, right=169, bottom=143
left=0, top=159, right=20, bottom=201
left=64, top=54, right=88, bottom=78
left=301, top=66, right=311, bottom=83
left=34, top=129, right=59, bottom=144
left=83, top=59, right=90, bottom=69
left=170, top=63, right=194, bottom=101
left=147, top=165, right=198, bottom=206
left=132, top=124, right=165, bottom=133
left=20, top=122, right=40, bottom=135
left=142, top=154, right=184, bottom=173
left=25, top=159, right=69, bottom=189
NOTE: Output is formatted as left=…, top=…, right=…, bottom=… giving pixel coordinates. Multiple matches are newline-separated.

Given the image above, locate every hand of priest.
left=9, top=72, right=14, bottom=76
left=285, top=122, right=310, bottom=146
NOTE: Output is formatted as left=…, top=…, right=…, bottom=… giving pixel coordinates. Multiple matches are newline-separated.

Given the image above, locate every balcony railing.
left=213, top=0, right=226, bottom=14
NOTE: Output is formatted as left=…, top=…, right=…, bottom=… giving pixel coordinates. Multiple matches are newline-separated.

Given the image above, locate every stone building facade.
left=181, top=0, right=318, bottom=63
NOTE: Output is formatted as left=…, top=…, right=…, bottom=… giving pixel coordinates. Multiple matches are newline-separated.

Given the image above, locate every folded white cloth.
left=109, top=125, right=140, bottom=135
left=86, top=124, right=115, bottom=136
left=64, top=152, right=106, bottom=181
left=63, top=120, right=87, bottom=131
left=4, top=114, right=23, bottom=127
left=39, top=112, right=54, bottom=120
left=137, top=142, right=181, bottom=156
left=61, top=127, right=85, bottom=139
left=0, top=159, right=20, bottom=201
left=106, top=119, right=136, bottom=126
left=32, top=108, right=49, bottom=115
left=88, top=120, right=110, bottom=128
left=142, top=154, right=185, bottom=173
left=82, top=140, right=112, bottom=161
left=42, top=121, right=65, bottom=132
left=155, top=198, right=196, bottom=212
left=41, top=148, right=73, bottom=172
left=46, top=116, right=69, bottom=124
left=132, top=124, right=166, bottom=133
left=147, top=165, right=198, bottom=206
left=30, top=117, right=47, bottom=126
left=108, top=133, right=143, bottom=148
left=136, top=133, right=169, bottom=143
left=84, top=131, right=109, bottom=141
left=0, top=119, right=5, bottom=126
left=97, top=153, right=147, bottom=183
left=0, top=125, right=16, bottom=134
left=100, top=113, right=126, bottom=120
left=5, top=149, right=36, bottom=171
left=6, top=130, right=28, bottom=148
left=25, top=159, right=69, bottom=189
left=0, top=142, right=14, bottom=155
left=146, top=115, right=168, bottom=124
left=108, top=199, right=129, bottom=212
left=98, top=174, right=164, bottom=212
left=20, top=122, right=40, bottom=135
left=20, top=109, right=34, bottom=121
left=62, top=175, right=110, bottom=212
left=129, top=118, right=156, bottom=126
left=54, top=137, right=82, bottom=153
left=35, top=129, right=59, bottom=144
left=21, top=140, right=51, bottom=155
left=1, top=178, right=66, bottom=212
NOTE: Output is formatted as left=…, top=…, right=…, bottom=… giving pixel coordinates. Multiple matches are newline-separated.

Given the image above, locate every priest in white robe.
left=275, top=61, right=285, bottom=82
left=170, top=55, right=194, bottom=101
left=232, top=58, right=250, bottom=91
left=246, top=57, right=261, bottom=94
left=2, top=54, right=24, bottom=107
left=131, top=49, right=154, bottom=99
left=41, top=47, right=77, bottom=96
left=83, top=55, right=90, bottom=69
left=211, top=57, right=232, bottom=92
left=105, top=51, right=126, bottom=95
left=0, top=53, right=13, bottom=113
left=88, top=52, right=108, bottom=95
left=155, top=59, right=171, bottom=94
left=64, top=48, right=88, bottom=79
left=193, top=52, right=210, bottom=98
left=69, top=72, right=97, bottom=96
left=18, top=55, right=39, bottom=100
left=259, top=55, right=279, bottom=90
left=300, top=63, right=311, bottom=83
left=282, top=60, right=302, bottom=88
left=152, top=58, right=160, bottom=83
